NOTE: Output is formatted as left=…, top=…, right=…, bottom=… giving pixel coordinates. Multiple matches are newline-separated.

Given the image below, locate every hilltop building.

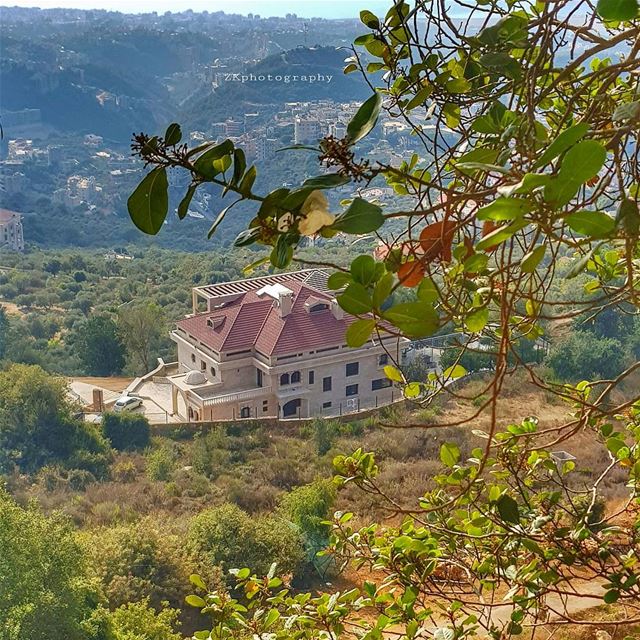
left=0, top=209, right=24, bottom=252
left=168, top=269, right=406, bottom=421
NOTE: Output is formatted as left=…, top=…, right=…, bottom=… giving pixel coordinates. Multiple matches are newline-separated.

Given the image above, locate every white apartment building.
left=168, top=269, right=407, bottom=421
left=0, top=209, right=24, bottom=252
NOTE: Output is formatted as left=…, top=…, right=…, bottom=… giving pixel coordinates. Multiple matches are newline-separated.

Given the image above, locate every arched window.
left=291, top=371, right=301, bottom=384
left=280, top=373, right=290, bottom=386
left=210, top=366, right=216, bottom=377
left=240, top=406, right=250, bottom=418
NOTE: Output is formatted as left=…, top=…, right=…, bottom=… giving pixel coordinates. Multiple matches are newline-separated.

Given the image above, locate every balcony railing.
left=201, top=385, right=272, bottom=407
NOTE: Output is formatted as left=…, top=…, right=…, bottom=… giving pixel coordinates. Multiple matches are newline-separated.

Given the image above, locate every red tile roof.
left=177, top=280, right=359, bottom=357
left=0, top=209, right=21, bottom=223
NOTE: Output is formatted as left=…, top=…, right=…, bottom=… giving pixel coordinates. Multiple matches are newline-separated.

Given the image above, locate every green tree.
left=101, top=412, right=150, bottom=451
left=75, top=315, right=126, bottom=376
left=117, top=303, right=165, bottom=373
left=278, top=480, right=335, bottom=563
left=0, top=490, right=92, bottom=640
left=189, top=503, right=305, bottom=578
left=0, top=306, right=8, bottom=359
left=91, top=600, right=182, bottom=640
left=0, top=363, right=110, bottom=474
left=546, top=330, right=627, bottom=382
left=80, top=520, right=203, bottom=613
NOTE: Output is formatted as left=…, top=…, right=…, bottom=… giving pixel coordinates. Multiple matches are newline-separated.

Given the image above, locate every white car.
left=113, top=395, right=143, bottom=413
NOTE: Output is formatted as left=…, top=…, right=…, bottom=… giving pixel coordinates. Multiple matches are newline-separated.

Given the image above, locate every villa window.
left=308, top=370, right=315, bottom=385
left=346, top=384, right=359, bottom=397
left=323, top=376, right=332, bottom=392
left=280, top=373, right=290, bottom=386
left=210, top=366, right=216, bottom=377
left=240, top=406, right=250, bottom=418
left=201, top=360, right=207, bottom=371
left=372, top=378, right=392, bottom=391
left=346, top=362, right=359, bottom=377
left=378, top=353, right=389, bottom=366
left=191, top=353, right=196, bottom=363
left=322, top=401, right=332, bottom=409
left=291, top=371, right=301, bottom=384
left=262, top=400, right=269, bottom=412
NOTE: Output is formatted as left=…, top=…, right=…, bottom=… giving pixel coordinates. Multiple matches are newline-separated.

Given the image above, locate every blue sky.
left=3, top=0, right=394, bottom=17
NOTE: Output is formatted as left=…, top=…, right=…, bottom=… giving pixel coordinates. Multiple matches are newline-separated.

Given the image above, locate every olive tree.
left=129, top=0, right=640, bottom=637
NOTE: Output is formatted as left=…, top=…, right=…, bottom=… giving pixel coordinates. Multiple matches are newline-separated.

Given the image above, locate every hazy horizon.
left=1, top=0, right=394, bottom=18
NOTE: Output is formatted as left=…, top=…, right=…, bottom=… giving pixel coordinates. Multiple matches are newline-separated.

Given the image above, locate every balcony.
left=201, top=385, right=272, bottom=407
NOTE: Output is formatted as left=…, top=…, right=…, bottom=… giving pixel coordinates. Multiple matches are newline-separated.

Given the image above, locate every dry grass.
left=0, top=301, right=24, bottom=317
left=70, top=376, right=135, bottom=392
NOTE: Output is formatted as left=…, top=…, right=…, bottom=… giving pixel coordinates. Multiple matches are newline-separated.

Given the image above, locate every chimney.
left=330, top=298, right=344, bottom=320
left=278, top=290, right=293, bottom=318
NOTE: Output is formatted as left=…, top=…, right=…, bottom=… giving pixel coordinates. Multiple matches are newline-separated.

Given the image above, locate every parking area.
left=69, top=377, right=184, bottom=425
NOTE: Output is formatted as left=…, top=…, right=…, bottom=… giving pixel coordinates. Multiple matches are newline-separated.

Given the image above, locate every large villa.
left=167, top=269, right=407, bottom=421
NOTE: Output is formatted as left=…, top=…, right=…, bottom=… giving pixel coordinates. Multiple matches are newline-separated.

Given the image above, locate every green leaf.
left=613, top=100, right=640, bottom=123
left=603, top=589, right=620, bottom=604
left=264, top=608, right=280, bottom=628
left=440, top=442, right=461, bottom=468
left=533, top=122, right=589, bottom=169
left=443, top=364, right=466, bottom=379
left=232, top=148, right=247, bottom=186
left=185, top=595, right=207, bottom=608
left=193, top=139, right=234, bottom=179
left=164, top=122, right=182, bottom=146
left=597, top=0, right=639, bottom=20
left=337, top=283, right=373, bottom=315
left=465, top=307, right=489, bottom=333
left=332, top=198, right=384, bottom=234
left=384, top=365, right=404, bottom=382
left=360, top=9, right=380, bottom=28
left=476, top=219, right=527, bottom=251
left=479, top=52, right=521, bottom=80
left=234, top=227, right=261, bottom=247
left=565, top=211, right=615, bottom=238
left=177, top=185, right=196, bottom=220
left=303, top=173, right=350, bottom=189
left=383, top=302, right=439, bottom=338
left=327, top=271, right=352, bottom=290
left=565, top=242, right=603, bottom=279
left=127, top=167, right=169, bottom=235
left=347, top=93, right=382, bottom=144
left=270, top=235, right=293, bottom=269
left=189, top=574, right=207, bottom=590
left=616, top=198, right=640, bottom=236
left=346, top=319, right=376, bottom=348
left=238, top=165, right=257, bottom=196
left=350, top=255, right=377, bottom=286
left=373, top=272, right=394, bottom=308
left=207, top=199, right=241, bottom=239
left=212, top=154, right=231, bottom=175
left=521, top=245, right=546, bottom=273
left=496, top=494, right=520, bottom=524
left=476, top=198, right=535, bottom=221
left=544, top=140, right=606, bottom=206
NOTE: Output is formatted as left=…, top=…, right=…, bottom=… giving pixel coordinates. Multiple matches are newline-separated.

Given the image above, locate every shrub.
left=189, top=503, right=305, bottom=578
left=79, top=519, right=200, bottom=612
left=145, top=446, right=176, bottom=481
left=0, top=489, right=93, bottom=640
left=95, top=600, right=182, bottom=640
left=112, top=459, right=137, bottom=482
left=102, top=412, right=151, bottom=451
